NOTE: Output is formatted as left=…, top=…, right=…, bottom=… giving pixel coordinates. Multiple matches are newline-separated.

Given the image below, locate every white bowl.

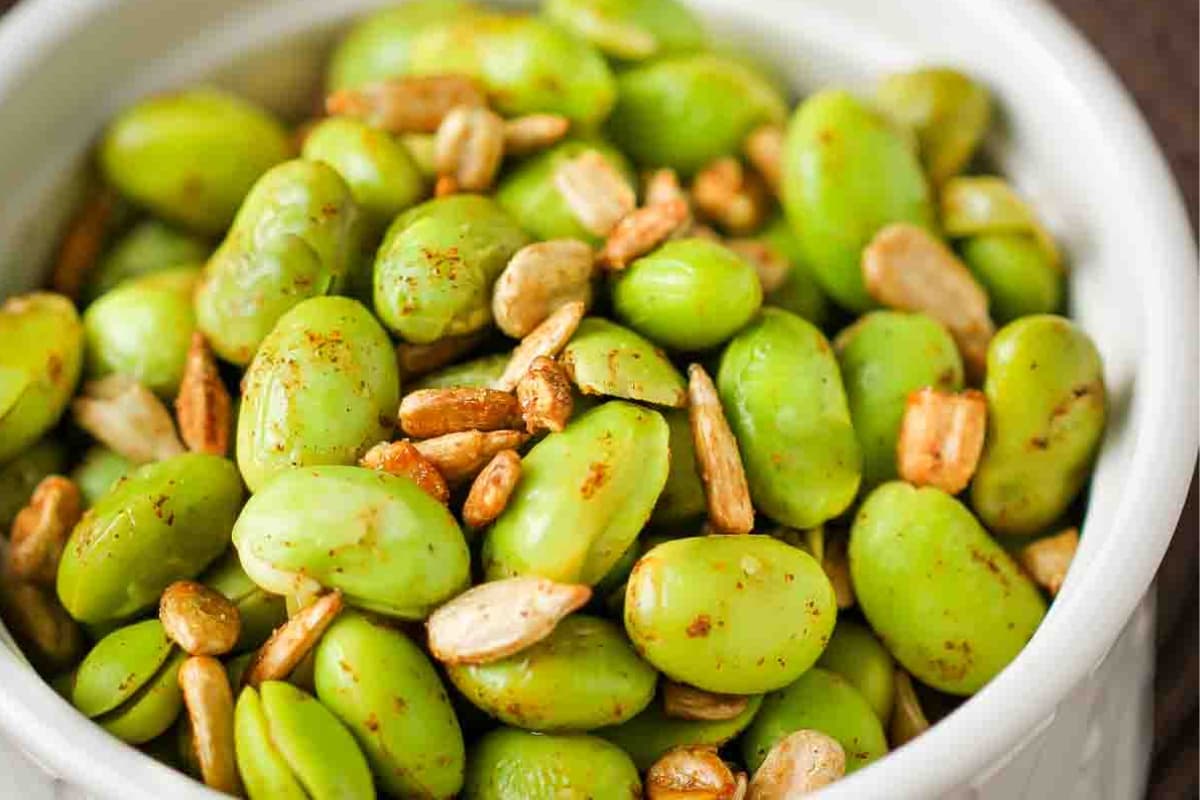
left=0, top=0, right=1195, bottom=797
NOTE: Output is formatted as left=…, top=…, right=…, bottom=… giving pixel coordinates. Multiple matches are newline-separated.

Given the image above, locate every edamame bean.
left=961, top=233, right=1063, bottom=324
left=543, top=0, right=705, bottom=61
left=464, top=728, right=641, bottom=800
left=560, top=318, right=687, bottom=407
left=816, top=620, right=895, bottom=722
left=82, top=220, right=209, bottom=305
left=596, top=693, right=763, bottom=771
left=69, top=445, right=132, bottom=508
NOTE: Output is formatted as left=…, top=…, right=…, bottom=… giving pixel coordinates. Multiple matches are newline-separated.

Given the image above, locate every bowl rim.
left=0, top=0, right=1195, bottom=798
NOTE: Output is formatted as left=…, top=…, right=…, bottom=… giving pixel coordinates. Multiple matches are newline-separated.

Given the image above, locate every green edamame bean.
left=0, top=436, right=67, bottom=529
left=0, top=293, right=83, bottom=463
left=816, top=620, right=895, bottom=723
left=612, top=238, right=762, bottom=351
left=759, top=215, right=830, bottom=327
left=69, top=445, right=132, bottom=508
left=971, top=315, right=1106, bottom=535
left=196, top=159, right=367, bottom=365
left=482, top=401, right=669, bottom=585
left=742, top=667, right=888, bottom=774
left=850, top=482, right=1047, bottom=694
left=494, top=140, right=634, bottom=246
left=961, top=233, right=1063, bottom=324
left=560, top=318, right=687, bottom=407
left=233, top=466, right=469, bottom=618
left=314, top=611, right=465, bottom=799
left=326, top=0, right=483, bottom=91
left=876, top=68, right=991, bottom=185
left=718, top=308, right=861, bottom=528
left=464, top=728, right=641, bottom=800
left=71, top=620, right=184, bottom=745
left=83, top=267, right=200, bottom=397
left=448, top=615, right=656, bottom=731
left=606, top=54, right=786, bottom=175
left=835, top=311, right=963, bottom=489
left=82, top=220, right=210, bottom=305
left=543, top=0, right=706, bottom=61
left=649, top=409, right=706, bottom=527
left=99, top=88, right=290, bottom=234
left=374, top=195, right=530, bottom=343
left=782, top=90, right=935, bottom=311
left=236, top=681, right=376, bottom=800
left=301, top=116, right=425, bottom=232
left=57, top=453, right=243, bottom=624
left=408, top=14, right=617, bottom=125
left=596, top=693, right=763, bottom=771
left=236, top=296, right=399, bottom=491
left=199, top=550, right=287, bottom=654
left=624, top=535, right=836, bottom=694
left=410, top=351, right=510, bottom=392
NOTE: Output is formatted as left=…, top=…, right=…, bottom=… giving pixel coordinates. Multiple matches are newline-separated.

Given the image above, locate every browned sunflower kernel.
left=175, top=332, right=232, bottom=456
left=662, top=681, right=750, bottom=722
left=862, top=222, right=995, bottom=377
left=0, top=577, right=83, bottom=672
left=896, top=387, right=987, bottom=495
left=554, top=150, right=637, bottom=237
left=643, top=168, right=688, bottom=207
left=7, top=476, right=82, bottom=586
left=178, top=656, right=240, bottom=794
left=1017, top=527, right=1079, bottom=597
left=889, top=669, right=930, bottom=748
left=359, top=440, right=451, bottom=504
left=748, top=729, right=846, bottom=799
left=724, top=238, right=790, bottom=294
left=160, top=581, right=242, bottom=657
left=646, top=745, right=742, bottom=800
left=691, top=158, right=771, bottom=236
left=435, top=105, right=506, bottom=192
left=72, top=374, right=185, bottom=464
left=324, top=74, right=486, bottom=133
left=503, top=113, right=571, bottom=156
left=516, top=356, right=574, bottom=434
left=426, top=575, right=590, bottom=664
left=687, top=364, right=755, bottom=535
left=598, top=198, right=691, bottom=271
left=51, top=186, right=118, bottom=299
left=399, top=387, right=524, bottom=439
left=413, top=429, right=531, bottom=484
left=462, top=449, right=523, bottom=528
left=243, top=591, right=344, bottom=688
left=434, top=174, right=460, bottom=197
left=742, top=123, right=785, bottom=196
left=733, top=772, right=748, bottom=800
left=822, top=536, right=855, bottom=609
left=492, top=239, right=595, bottom=338
left=396, top=331, right=485, bottom=378
left=495, top=299, right=587, bottom=391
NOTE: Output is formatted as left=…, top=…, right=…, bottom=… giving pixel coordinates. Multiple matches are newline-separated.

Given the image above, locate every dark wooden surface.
left=0, top=0, right=1196, bottom=796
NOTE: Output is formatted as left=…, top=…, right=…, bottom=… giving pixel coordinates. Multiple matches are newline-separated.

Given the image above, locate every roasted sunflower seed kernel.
left=742, top=123, right=785, bottom=196
left=889, top=669, right=930, bottom=748
left=243, top=591, right=344, bottom=688
left=862, top=222, right=995, bottom=377
left=160, top=581, right=242, bottom=657
left=72, top=374, right=185, bottom=464
left=516, top=356, right=574, bottom=434
left=360, top=440, right=451, bottom=504
left=495, top=300, right=587, bottom=391
left=503, top=113, right=571, bottom=156
left=427, top=576, right=591, bottom=665
left=725, top=238, right=790, bottom=294
left=662, top=681, right=750, bottom=721
left=643, top=168, right=689, bottom=207
left=896, top=387, right=987, bottom=495
left=554, top=150, right=636, bottom=237
left=175, top=332, right=232, bottom=456
left=7, top=476, right=82, bottom=586
left=396, top=331, right=485, bottom=378
left=598, top=198, right=691, bottom=270
left=434, top=174, right=460, bottom=197
left=178, top=656, right=239, bottom=794
left=822, top=536, right=855, bottom=610
left=325, top=74, right=487, bottom=133
left=1017, top=527, right=1079, bottom=597
left=492, top=239, right=595, bottom=338
left=412, top=429, right=531, bottom=484
left=51, top=186, right=117, bottom=299
left=0, top=577, right=83, bottom=672
left=435, top=105, right=506, bottom=192
left=646, top=745, right=742, bottom=800
left=399, top=387, right=524, bottom=438
left=688, top=364, right=755, bottom=535
left=461, top=449, right=523, bottom=529
left=748, top=729, right=846, bottom=799
left=691, top=157, right=771, bottom=236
